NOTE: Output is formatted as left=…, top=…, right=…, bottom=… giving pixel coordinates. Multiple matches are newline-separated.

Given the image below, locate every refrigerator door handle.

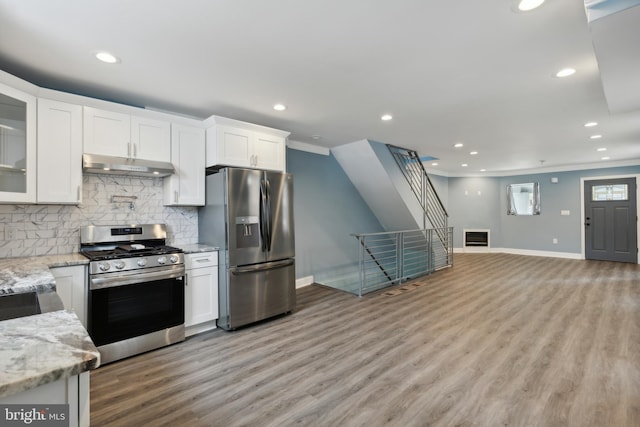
left=231, top=259, right=294, bottom=274
left=260, top=177, right=273, bottom=253
left=260, top=178, right=268, bottom=252
left=265, top=178, right=272, bottom=251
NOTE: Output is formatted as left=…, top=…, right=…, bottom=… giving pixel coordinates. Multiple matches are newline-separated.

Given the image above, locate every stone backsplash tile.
left=0, top=174, right=198, bottom=259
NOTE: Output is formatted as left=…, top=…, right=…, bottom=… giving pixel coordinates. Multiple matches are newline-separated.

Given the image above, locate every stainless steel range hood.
left=83, top=154, right=175, bottom=177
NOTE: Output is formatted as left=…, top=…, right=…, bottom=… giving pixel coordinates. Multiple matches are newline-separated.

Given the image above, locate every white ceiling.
left=0, top=0, right=639, bottom=176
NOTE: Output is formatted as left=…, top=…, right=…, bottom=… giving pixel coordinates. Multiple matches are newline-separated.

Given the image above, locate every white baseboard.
left=296, top=275, right=314, bottom=288
left=453, top=247, right=582, bottom=260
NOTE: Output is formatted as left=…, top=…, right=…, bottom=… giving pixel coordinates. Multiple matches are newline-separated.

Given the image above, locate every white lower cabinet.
left=184, top=252, right=218, bottom=336
left=51, top=265, right=87, bottom=327
left=0, top=371, right=90, bottom=427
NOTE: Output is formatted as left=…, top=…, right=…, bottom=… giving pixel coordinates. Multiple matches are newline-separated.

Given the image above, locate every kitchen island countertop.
left=0, top=309, right=100, bottom=398
left=0, top=253, right=98, bottom=399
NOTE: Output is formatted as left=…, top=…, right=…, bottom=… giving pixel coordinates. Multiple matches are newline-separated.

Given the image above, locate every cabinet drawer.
left=185, top=252, right=218, bottom=269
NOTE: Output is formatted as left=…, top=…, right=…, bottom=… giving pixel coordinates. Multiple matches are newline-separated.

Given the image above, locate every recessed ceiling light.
left=556, top=68, right=576, bottom=78
left=480, top=169, right=487, bottom=172
left=518, top=0, right=545, bottom=11
left=95, top=51, right=120, bottom=64
left=431, top=162, right=439, bottom=166
left=273, top=103, right=287, bottom=111
left=454, top=143, right=464, bottom=148
left=584, top=122, right=598, bottom=127
left=461, top=163, right=468, bottom=167
left=381, top=114, right=393, bottom=121
left=470, top=151, right=478, bottom=155
left=590, top=134, right=603, bottom=139
left=311, top=135, right=322, bottom=140
left=596, top=147, right=607, bottom=152
left=601, top=156, right=610, bottom=160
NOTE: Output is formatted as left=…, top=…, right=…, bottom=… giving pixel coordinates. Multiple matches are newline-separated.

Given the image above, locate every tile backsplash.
left=0, top=174, right=199, bottom=258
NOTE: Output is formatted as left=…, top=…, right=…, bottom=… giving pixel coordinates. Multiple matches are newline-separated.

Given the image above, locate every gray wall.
left=447, top=176, right=502, bottom=248
left=447, top=165, right=640, bottom=253
left=287, top=148, right=384, bottom=280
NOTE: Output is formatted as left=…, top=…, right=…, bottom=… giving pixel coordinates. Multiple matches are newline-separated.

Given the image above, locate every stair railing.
left=352, top=227, right=453, bottom=296
left=387, top=144, right=450, bottom=253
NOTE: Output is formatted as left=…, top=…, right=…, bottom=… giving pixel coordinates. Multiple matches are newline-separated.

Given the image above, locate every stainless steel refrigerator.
left=199, top=167, right=295, bottom=330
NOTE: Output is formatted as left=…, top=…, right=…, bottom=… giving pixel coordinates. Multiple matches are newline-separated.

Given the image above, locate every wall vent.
left=464, top=229, right=490, bottom=251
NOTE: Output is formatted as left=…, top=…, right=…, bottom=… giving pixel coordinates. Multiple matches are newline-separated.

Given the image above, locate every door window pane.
left=592, top=184, right=628, bottom=201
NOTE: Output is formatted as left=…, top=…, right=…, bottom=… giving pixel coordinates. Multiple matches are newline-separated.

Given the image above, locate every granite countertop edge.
left=0, top=253, right=89, bottom=296
left=0, top=310, right=100, bottom=399
left=178, top=243, right=220, bottom=254
left=0, top=254, right=97, bottom=399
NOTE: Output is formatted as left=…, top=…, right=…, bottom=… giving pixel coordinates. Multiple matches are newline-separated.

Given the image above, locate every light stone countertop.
left=177, top=243, right=219, bottom=254
left=0, top=253, right=97, bottom=399
left=0, top=309, right=100, bottom=398
left=0, top=253, right=88, bottom=296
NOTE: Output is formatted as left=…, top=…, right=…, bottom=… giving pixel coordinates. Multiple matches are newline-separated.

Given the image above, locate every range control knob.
left=169, top=255, right=179, bottom=264
left=137, top=258, right=148, bottom=267
left=98, top=262, right=110, bottom=272
left=114, top=261, right=125, bottom=270
left=157, top=256, right=167, bottom=265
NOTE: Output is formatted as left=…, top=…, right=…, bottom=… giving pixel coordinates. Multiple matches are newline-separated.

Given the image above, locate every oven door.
left=88, top=265, right=185, bottom=347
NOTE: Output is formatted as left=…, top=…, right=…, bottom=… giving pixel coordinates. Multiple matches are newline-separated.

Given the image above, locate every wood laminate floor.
left=90, top=253, right=640, bottom=426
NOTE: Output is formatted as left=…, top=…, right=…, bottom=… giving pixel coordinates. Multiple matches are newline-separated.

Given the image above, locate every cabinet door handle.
left=128, top=142, right=132, bottom=158
left=133, top=144, right=137, bottom=158
left=174, top=191, right=179, bottom=203
left=185, top=273, right=188, bottom=286
left=77, top=185, right=81, bottom=202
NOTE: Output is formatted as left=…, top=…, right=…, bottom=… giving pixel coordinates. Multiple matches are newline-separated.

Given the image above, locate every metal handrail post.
left=427, top=228, right=433, bottom=273
left=358, top=235, right=364, bottom=297
left=397, top=232, right=403, bottom=283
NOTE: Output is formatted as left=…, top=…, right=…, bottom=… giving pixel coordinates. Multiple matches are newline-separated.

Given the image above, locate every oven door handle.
left=231, top=259, right=294, bottom=275
left=89, top=266, right=185, bottom=290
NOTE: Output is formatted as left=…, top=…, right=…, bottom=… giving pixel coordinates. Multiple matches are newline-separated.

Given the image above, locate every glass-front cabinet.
left=0, top=82, right=36, bottom=203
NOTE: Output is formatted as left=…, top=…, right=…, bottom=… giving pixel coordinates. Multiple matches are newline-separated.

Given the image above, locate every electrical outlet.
left=6, top=226, right=17, bottom=240
left=553, top=238, right=558, bottom=244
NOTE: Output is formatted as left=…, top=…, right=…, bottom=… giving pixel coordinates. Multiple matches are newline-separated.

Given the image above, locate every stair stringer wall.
left=331, top=139, right=434, bottom=232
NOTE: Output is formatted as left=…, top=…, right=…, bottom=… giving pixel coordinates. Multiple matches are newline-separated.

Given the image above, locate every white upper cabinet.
left=131, top=116, right=171, bottom=162
left=213, top=125, right=252, bottom=168
left=253, top=131, right=285, bottom=171
left=83, top=107, right=171, bottom=162
left=37, top=98, right=82, bottom=204
left=164, top=124, right=205, bottom=206
left=82, top=107, right=129, bottom=157
left=205, top=116, right=289, bottom=172
left=0, top=82, right=36, bottom=204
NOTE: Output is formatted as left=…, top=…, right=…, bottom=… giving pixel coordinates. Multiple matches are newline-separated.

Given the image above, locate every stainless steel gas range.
left=80, top=224, right=185, bottom=365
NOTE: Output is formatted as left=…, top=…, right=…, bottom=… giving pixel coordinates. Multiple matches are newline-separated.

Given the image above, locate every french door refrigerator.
left=199, top=167, right=295, bottom=330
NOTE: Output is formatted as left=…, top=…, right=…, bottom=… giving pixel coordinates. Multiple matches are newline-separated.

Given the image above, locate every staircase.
left=330, top=140, right=452, bottom=295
